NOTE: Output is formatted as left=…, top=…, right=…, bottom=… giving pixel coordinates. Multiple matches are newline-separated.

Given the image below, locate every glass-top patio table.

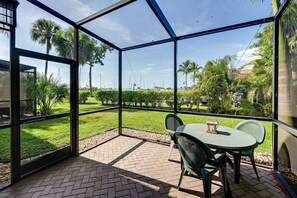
left=176, top=123, right=258, bottom=184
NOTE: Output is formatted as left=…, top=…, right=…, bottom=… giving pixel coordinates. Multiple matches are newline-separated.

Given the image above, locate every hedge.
left=94, top=90, right=200, bottom=110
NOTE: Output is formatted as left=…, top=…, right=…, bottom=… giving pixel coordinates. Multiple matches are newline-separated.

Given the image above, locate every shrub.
left=79, top=91, right=89, bottom=104
left=24, top=74, right=69, bottom=115
left=95, top=90, right=118, bottom=105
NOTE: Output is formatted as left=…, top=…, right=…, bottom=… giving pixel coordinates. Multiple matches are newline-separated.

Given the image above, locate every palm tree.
left=197, top=55, right=239, bottom=113
left=178, top=60, right=192, bottom=90
left=31, top=19, right=60, bottom=76
left=54, top=28, right=112, bottom=97
left=190, top=61, right=202, bottom=84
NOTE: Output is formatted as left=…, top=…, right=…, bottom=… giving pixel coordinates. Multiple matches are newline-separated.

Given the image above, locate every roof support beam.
left=26, top=0, right=121, bottom=50
left=79, top=26, right=121, bottom=50
left=76, top=0, right=136, bottom=26
left=275, top=0, right=292, bottom=19
left=177, top=17, right=274, bottom=41
left=145, top=0, right=176, bottom=40
left=27, top=0, right=77, bottom=26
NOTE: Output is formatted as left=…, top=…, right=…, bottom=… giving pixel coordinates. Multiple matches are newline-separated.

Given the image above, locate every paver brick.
left=0, top=136, right=288, bottom=198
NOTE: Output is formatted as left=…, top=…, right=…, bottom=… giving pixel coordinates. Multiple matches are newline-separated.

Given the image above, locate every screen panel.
left=83, top=0, right=170, bottom=48
left=79, top=109, right=118, bottom=153
left=0, top=31, right=10, bottom=126
left=156, top=0, right=273, bottom=36
left=122, top=109, right=171, bottom=146
left=278, top=126, right=297, bottom=191
left=122, top=43, right=174, bottom=110
left=16, top=0, right=73, bottom=59
left=38, top=0, right=122, bottom=22
left=276, top=0, right=297, bottom=192
left=20, top=117, right=70, bottom=165
left=278, top=0, right=297, bottom=128
left=78, top=32, right=119, bottom=114
left=0, top=127, right=10, bottom=188
left=19, top=57, right=70, bottom=118
left=177, top=24, right=272, bottom=118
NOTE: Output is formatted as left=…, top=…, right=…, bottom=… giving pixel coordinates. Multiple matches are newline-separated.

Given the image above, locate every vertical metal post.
left=33, top=67, right=37, bottom=116
left=10, top=27, right=21, bottom=183
left=173, top=41, right=178, bottom=114
left=71, top=27, right=79, bottom=156
left=118, top=50, right=123, bottom=134
left=272, top=17, right=279, bottom=170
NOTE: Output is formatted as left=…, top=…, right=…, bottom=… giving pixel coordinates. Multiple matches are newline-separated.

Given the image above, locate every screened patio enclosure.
left=1, top=0, right=297, bottom=196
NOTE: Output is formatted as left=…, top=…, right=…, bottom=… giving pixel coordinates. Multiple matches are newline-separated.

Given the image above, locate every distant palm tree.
left=190, top=61, right=202, bottom=84
left=31, top=19, right=60, bottom=76
left=178, top=60, right=192, bottom=90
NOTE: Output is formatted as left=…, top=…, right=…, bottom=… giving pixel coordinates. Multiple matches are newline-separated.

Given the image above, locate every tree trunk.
left=89, top=63, right=93, bottom=97
left=185, top=74, right=188, bottom=90
left=193, top=71, right=196, bottom=84
left=45, top=41, right=50, bottom=77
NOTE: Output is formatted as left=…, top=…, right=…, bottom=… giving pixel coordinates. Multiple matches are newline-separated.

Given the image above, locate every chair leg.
left=249, top=153, right=260, bottom=181
left=168, top=140, right=174, bottom=160
left=220, top=157, right=233, bottom=198
left=177, top=166, right=186, bottom=190
left=202, top=174, right=212, bottom=198
left=233, top=154, right=241, bottom=184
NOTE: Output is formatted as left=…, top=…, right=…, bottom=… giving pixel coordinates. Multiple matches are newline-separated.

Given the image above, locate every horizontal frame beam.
left=76, top=0, right=136, bottom=26
left=177, top=110, right=272, bottom=121
left=146, top=0, right=176, bottom=40
left=0, top=124, right=10, bottom=130
left=15, top=48, right=74, bottom=64
left=20, top=113, right=70, bottom=124
left=273, top=119, right=297, bottom=137
left=122, top=106, right=174, bottom=113
left=122, top=38, right=172, bottom=51
left=79, top=106, right=120, bottom=116
left=177, top=17, right=275, bottom=41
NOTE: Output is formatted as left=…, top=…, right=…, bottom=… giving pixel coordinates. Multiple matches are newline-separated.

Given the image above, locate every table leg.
left=234, top=155, right=241, bottom=184
left=226, top=155, right=234, bottom=169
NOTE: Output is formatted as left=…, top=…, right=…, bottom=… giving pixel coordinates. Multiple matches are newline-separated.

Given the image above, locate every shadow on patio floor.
left=0, top=135, right=288, bottom=198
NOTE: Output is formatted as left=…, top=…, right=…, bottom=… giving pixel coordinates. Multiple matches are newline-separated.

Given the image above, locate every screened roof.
left=29, top=0, right=281, bottom=49
left=38, top=0, right=122, bottom=22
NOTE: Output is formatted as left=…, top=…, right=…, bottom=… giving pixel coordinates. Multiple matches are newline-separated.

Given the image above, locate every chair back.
left=235, top=120, right=266, bottom=144
left=164, top=114, right=184, bottom=132
left=174, top=132, right=213, bottom=173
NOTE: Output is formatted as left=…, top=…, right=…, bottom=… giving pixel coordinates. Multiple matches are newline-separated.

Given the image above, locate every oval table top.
left=176, top=124, right=257, bottom=151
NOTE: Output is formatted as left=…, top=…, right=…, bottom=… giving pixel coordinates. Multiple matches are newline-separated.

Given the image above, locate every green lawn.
left=122, top=109, right=272, bottom=153
left=0, top=98, right=272, bottom=162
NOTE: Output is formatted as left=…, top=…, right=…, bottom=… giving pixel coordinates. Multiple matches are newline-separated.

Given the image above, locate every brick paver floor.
left=0, top=135, right=288, bottom=197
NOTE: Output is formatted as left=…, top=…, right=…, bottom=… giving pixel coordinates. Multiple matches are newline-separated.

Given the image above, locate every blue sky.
left=0, top=0, right=273, bottom=89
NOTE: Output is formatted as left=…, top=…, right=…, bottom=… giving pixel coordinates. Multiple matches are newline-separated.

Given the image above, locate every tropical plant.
left=23, top=74, right=69, bottom=115
left=244, top=23, right=273, bottom=116
left=197, top=55, right=239, bottom=113
left=53, top=28, right=112, bottom=97
left=31, top=19, right=60, bottom=76
left=190, top=61, right=202, bottom=84
left=178, top=60, right=192, bottom=90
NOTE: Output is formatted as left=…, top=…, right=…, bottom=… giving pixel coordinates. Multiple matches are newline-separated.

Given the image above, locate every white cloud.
left=236, top=47, right=261, bottom=62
